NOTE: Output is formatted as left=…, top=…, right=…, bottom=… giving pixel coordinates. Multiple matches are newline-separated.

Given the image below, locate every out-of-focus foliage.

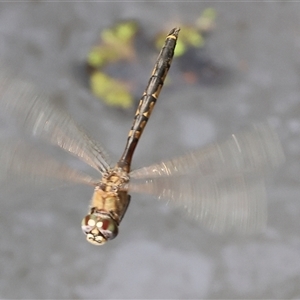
left=87, top=21, right=138, bottom=69
left=90, top=71, right=133, bottom=109
left=155, top=8, right=216, bottom=57
left=85, top=9, right=222, bottom=110
left=86, top=20, right=138, bottom=109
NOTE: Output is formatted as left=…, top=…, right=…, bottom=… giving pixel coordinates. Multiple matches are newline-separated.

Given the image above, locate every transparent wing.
left=0, top=71, right=111, bottom=175
left=130, top=124, right=284, bottom=179
left=129, top=173, right=267, bottom=234
left=129, top=124, right=284, bottom=233
left=0, top=140, right=98, bottom=187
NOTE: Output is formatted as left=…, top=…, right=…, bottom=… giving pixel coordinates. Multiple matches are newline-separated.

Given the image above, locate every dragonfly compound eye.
left=81, top=213, right=119, bottom=245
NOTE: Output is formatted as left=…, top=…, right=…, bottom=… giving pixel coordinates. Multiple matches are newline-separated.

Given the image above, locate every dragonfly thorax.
left=81, top=167, right=131, bottom=245
left=100, top=167, right=130, bottom=192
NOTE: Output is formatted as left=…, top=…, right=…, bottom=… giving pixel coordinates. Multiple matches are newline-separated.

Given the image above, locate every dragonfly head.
left=81, top=211, right=119, bottom=245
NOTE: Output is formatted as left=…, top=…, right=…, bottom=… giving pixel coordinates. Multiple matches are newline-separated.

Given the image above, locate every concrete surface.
left=0, top=2, right=299, bottom=299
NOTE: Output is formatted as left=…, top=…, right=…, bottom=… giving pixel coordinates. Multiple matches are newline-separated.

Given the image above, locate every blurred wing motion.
left=130, top=124, right=283, bottom=179
left=0, top=72, right=111, bottom=175
left=0, top=141, right=97, bottom=187
left=129, top=124, right=285, bottom=233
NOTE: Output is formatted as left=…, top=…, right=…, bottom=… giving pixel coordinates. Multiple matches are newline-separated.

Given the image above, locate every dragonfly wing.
left=129, top=124, right=284, bottom=233
left=129, top=173, right=267, bottom=233
left=130, top=123, right=284, bottom=180
left=0, top=72, right=111, bottom=175
left=0, top=140, right=98, bottom=187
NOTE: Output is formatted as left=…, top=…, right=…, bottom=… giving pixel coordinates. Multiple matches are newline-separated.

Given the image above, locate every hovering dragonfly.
left=0, top=28, right=284, bottom=245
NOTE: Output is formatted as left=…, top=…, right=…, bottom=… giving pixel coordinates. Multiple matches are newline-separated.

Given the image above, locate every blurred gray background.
left=0, top=2, right=299, bottom=299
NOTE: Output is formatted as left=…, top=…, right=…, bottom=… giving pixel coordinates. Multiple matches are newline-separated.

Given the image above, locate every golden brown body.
left=81, top=28, right=180, bottom=245
left=91, top=167, right=130, bottom=225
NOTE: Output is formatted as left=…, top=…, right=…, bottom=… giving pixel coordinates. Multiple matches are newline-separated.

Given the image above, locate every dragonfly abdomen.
left=118, top=28, right=180, bottom=171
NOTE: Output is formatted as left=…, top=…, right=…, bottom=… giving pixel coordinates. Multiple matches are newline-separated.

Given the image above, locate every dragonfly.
left=0, top=28, right=284, bottom=245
